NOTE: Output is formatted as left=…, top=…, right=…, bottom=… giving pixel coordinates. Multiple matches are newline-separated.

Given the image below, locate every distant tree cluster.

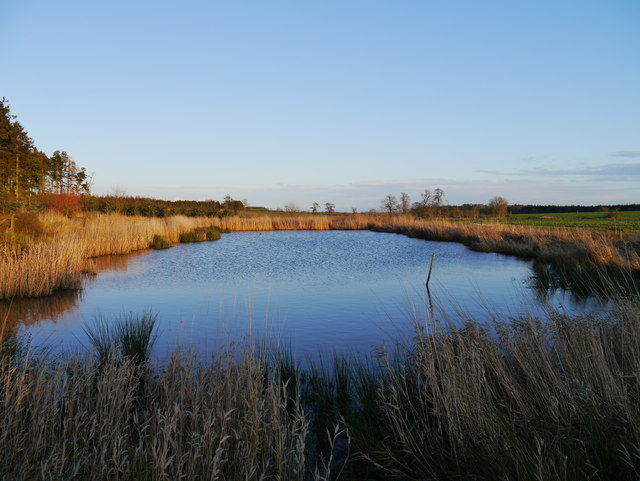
left=379, top=189, right=515, bottom=219
left=0, top=98, right=91, bottom=212
left=309, top=202, right=336, bottom=214
left=283, top=202, right=300, bottom=212
left=379, top=189, right=446, bottom=216
left=410, top=189, right=446, bottom=217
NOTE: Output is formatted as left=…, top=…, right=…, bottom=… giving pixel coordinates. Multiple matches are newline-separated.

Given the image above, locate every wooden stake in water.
left=426, top=253, right=436, bottom=288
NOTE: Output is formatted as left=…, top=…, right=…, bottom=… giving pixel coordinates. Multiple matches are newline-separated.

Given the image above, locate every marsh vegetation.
left=2, top=211, right=640, bottom=480
left=2, top=286, right=640, bottom=480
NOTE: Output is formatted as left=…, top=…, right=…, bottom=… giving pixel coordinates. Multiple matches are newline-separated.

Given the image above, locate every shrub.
left=179, top=231, right=203, bottom=243
left=46, top=193, right=82, bottom=216
left=12, top=212, right=46, bottom=237
left=149, top=235, right=172, bottom=250
left=200, top=226, right=221, bottom=241
left=180, top=227, right=221, bottom=243
left=606, top=209, right=622, bottom=219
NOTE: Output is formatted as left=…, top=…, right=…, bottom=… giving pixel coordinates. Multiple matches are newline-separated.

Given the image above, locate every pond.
left=10, top=230, right=607, bottom=360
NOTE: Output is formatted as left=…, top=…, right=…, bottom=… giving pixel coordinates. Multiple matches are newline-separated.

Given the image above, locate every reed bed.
left=0, top=214, right=219, bottom=299
left=344, top=298, right=640, bottom=480
left=0, top=234, right=86, bottom=298
left=362, top=216, right=640, bottom=269
left=3, top=295, right=640, bottom=480
left=212, top=215, right=331, bottom=231
left=274, top=292, right=640, bottom=480
left=78, top=214, right=215, bottom=257
left=0, top=346, right=313, bottom=480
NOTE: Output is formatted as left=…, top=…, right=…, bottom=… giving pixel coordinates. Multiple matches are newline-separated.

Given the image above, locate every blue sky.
left=2, top=1, right=639, bottom=210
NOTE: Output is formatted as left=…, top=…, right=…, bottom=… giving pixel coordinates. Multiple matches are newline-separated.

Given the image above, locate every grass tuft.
left=83, top=311, right=158, bottom=366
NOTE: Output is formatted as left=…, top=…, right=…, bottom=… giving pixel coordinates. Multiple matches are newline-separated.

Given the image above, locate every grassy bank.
left=2, top=293, right=640, bottom=480
left=361, top=216, right=639, bottom=266
left=346, top=296, right=640, bottom=480
left=2, top=213, right=639, bottom=300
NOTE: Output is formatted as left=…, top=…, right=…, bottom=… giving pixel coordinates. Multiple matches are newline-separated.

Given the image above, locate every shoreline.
left=1, top=213, right=639, bottom=301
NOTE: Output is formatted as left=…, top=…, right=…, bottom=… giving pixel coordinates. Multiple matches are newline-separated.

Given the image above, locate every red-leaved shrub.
left=46, top=193, right=82, bottom=216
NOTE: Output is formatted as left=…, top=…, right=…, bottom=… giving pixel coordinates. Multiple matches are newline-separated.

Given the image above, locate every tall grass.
left=346, top=300, right=640, bottom=480
left=212, top=215, right=332, bottom=231
left=0, top=347, right=314, bottom=480
left=0, top=234, right=86, bottom=298
left=283, top=293, right=640, bottom=480
left=3, top=296, right=640, bottom=480
left=0, top=213, right=220, bottom=299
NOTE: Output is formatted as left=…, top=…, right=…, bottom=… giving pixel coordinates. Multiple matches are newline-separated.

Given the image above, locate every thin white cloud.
left=612, top=151, right=640, bottom=158
left=479, top=162, right=640, bottom=181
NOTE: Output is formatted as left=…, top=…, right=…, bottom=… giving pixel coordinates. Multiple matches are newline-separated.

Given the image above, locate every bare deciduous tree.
left=432, top=188, right=444, bottom=206
left=400, top=192, right=411, bottom=213
left=381, top=194, right=398, bottom=213
left=420, top=189, right=432, bottom=207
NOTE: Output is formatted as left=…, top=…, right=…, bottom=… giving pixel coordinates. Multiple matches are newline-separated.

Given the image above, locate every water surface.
left=12, top=231, right=606, bottom=359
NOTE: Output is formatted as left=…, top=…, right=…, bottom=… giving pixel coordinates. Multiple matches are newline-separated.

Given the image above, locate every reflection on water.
left=1, top=250, right=152, bottom=337
left=85, top=250, right=151, bottom=274
left=11, top=231, right=610, bottom=358
left=1, top=289, right=83, bottom=325
left=530, top=260, right=639, bottom=300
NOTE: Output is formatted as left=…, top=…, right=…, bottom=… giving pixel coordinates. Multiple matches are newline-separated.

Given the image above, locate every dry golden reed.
left=0, top=346, right=312, bottom=481
left=349, top=298, right=640, bottom=481
left=212, top=215, right=331, bottom=231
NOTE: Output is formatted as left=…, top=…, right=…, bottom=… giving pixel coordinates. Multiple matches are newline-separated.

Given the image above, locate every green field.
left=456, top=211, right=640, bottom=232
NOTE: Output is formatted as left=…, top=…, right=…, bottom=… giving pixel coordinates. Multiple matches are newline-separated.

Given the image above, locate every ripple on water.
left=16, top=230, right=609, bottom=359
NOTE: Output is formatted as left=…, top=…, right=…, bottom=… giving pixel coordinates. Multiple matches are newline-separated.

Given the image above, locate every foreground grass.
left=2, top=291, right=640, bottom=480
left=0, top=347, right=310, bottom=480
left=349, top=300, right=640, bottom=480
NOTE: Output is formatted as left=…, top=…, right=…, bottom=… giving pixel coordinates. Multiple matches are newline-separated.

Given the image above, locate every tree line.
left=81, top=195, right=245, bottom=217
left=379, top=191, right=640, bottom=218
left=379, top=190, right=511, bottom=218
left=509, top=204, right=640, bottom=214
left=0, top=98, right=91, bottom=212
